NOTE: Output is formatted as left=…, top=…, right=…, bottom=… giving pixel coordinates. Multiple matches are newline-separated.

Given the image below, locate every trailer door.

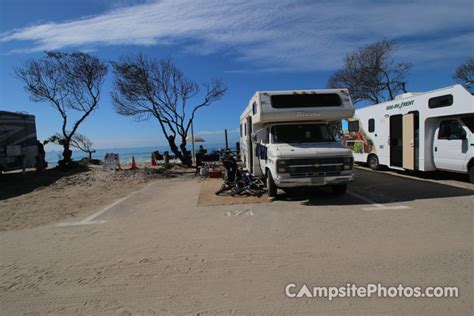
left=402, top=113, right=415, bottom=170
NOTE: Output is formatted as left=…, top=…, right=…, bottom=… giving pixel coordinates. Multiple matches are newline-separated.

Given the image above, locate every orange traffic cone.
left=151, top=155, right=157, bottom=166
left=130, top=155, right=138, bottom=170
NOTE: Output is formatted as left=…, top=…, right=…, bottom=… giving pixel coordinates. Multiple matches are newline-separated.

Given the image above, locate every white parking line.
left=347, top=191, right=411, bottom=211
left=57, top=183, right=153, bottom=227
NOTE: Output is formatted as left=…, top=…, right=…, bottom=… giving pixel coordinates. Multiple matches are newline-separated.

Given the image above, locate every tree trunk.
left=88, top=151, right=92, bottom=161
left=165, top=135, right=191, bottom=166
left=179, top=142, right=192, bottom=166
left=61, top=141, right=73, bottom=167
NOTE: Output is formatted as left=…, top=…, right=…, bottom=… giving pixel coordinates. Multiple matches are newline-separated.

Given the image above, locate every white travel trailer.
left=344, top=84, right=474, bottom=182
left=240, top=89, right=355, bottom=197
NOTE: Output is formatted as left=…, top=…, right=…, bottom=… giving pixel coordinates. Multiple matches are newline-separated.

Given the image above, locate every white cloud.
left=1, top=0, right=472, bottom=70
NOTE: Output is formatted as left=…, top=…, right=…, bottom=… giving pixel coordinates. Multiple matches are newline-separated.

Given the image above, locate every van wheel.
left=332, top=184, right=347, bottom=195
left=368, top=155, right=380, bottom=171
left=469, top=166, right=474, bottom=184
left=266, top=170, right=277, bottom=198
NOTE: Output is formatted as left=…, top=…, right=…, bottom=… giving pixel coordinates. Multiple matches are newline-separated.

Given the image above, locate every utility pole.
left=224, top=129, right=229, bottom=150
left=191, top=119, right=195, bottom=162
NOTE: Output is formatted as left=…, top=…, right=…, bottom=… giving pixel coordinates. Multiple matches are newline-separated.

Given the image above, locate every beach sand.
left=0, top=164, right=185, bottom=232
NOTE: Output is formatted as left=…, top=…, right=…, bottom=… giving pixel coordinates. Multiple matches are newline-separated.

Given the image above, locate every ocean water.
left=45, top=144, right=233, bottom=166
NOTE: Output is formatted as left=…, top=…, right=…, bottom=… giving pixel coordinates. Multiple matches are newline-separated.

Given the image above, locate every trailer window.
left=240, top=124, right=242, bottom=137
left=252, top=102, right=257, bottom=115
left=348, top=120, right=359, bottom=132
left=368, top=118, right=375, bottom=133
left=270, top=93, right=341, bottom=108
left=438, top=120, right=465, bottom=140
left=272, top=124, right=335, bottom=143
left=429, top=94, right=453, bottom=109
left=461, top=116, right=474, bottom=133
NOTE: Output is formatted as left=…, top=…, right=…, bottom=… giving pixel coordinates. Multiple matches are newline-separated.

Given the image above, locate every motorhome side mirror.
left=460, top=130, right=467, bottom=140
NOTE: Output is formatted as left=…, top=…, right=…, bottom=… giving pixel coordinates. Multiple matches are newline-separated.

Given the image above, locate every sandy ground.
left=0, top=168, right=472, bottom=314
left=0, top=164, right=185, bottom=231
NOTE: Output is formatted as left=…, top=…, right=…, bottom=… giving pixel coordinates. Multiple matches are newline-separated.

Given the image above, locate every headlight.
left=343, top=156, right=353, bottom=170
left=343, top=156, right=353, bottom=163
left=277, top=160, right=288, bottom=166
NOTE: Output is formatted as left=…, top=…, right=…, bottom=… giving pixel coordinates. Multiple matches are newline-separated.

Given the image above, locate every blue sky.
left=1, top=0, right=473, bottom=151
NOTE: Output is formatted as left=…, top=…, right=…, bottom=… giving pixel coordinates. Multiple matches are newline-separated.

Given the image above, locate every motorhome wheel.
left=368, top=155, right=380, bottom=171
left=266, top=170, right=277, bottom=198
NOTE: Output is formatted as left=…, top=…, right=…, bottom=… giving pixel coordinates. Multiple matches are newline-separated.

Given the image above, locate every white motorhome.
left=240, top=89, right=355, bottom=197
left=344, top=84, right=474, bottom=182
left=0, top=110, right=45, bottom=172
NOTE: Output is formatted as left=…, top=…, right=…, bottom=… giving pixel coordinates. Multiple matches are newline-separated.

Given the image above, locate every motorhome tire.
left=368, top=154, right=380, bottom=171
left=266, top=170, right=277, bottom=198
left=469, top=166, right=474, bottom=184
left=332, top=184, right=347, bottom=195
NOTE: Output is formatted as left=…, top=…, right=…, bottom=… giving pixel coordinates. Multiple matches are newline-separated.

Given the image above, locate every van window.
left=252, top=102, right=257, bottom=115
left=429, top=94, right=453, bottom=109
left=368, top=118, right=375, bottom=133
left=255, top=128, right=269, bottom=144
left=461, top=116, right=474, bottom=133
left=438, top=120, right=464, bottom=140
left=270, top=93, right=341, bottom=108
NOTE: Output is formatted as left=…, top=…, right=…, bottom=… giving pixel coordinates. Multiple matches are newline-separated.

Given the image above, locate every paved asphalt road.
left=1, top=168, right=473, bottom=315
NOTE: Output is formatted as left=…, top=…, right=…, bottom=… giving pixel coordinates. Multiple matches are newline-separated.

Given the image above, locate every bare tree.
left=112, top=55, right=227, bottom=166
left=453, top=58, right=474, bottom=83
left=44, top=133, right=96, bottom=161
left=15, top=51, right=107, bottom=167
left=71, top=134, right=96, bottom=161
left=328, top=40, right=412, bottom=104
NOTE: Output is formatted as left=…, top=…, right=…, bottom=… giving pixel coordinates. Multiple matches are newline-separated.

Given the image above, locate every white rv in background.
left=0, top=110, right=45, bottom=172
left=344, top=84, right=474, bottom=183
left=240, top=89, right=355, bottom=197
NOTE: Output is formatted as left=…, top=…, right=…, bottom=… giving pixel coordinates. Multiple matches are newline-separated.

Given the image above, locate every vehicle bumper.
left=274, top=172, right=354, bottom=188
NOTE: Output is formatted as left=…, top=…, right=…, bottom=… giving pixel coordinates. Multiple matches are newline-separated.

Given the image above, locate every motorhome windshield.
left=272, top=124, right=335, bottom=143
left=270, top=93, right=341, bottom=108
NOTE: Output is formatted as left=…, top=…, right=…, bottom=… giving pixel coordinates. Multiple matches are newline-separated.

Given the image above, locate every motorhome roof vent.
left=394, top=92, right=422, bottom=100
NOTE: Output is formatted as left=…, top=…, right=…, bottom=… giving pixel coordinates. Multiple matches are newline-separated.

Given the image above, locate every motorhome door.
left=402, top=113, right=415, bottom=170
left=389, top=115, right=403, bottom=167
left=246, top=116, right=253, bottom=173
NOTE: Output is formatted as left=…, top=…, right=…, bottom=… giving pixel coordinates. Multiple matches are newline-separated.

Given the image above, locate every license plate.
left=311, top=177, right=324, bottom=185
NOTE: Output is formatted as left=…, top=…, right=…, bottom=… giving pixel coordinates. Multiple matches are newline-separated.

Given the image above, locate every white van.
left=344, top=84, right=474, bottom=182
left=240, top=89, right=355, bottom=197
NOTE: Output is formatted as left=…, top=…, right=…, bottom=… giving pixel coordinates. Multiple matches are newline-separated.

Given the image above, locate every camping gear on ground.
left=208, top=169, right=223, bottom=178
left=199, top=167, right=208, bottom=177
left=215, top=155, right=265, bottom=197
left=103, top=153, right=121, bottom=171
left=151, top=154, right=157, bottom=166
